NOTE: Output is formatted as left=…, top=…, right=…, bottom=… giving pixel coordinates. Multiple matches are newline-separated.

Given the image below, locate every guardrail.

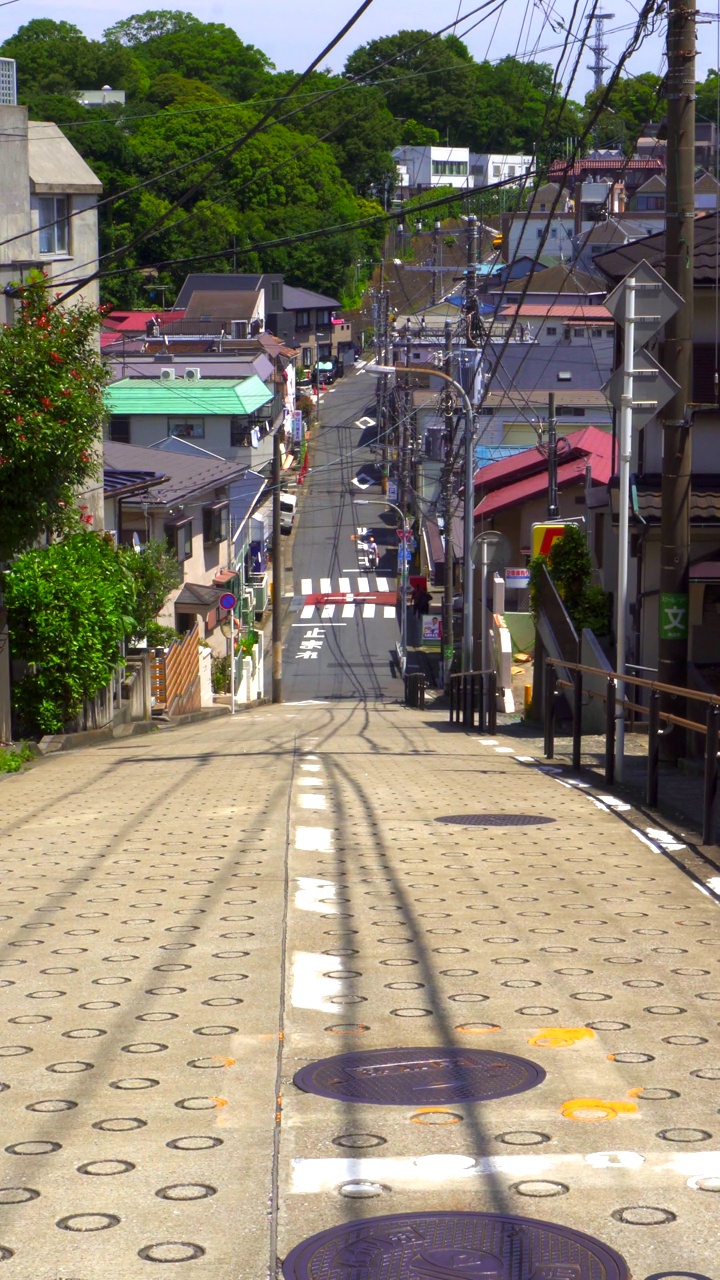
left=544, top=656, right=720, bottom=846
left=449, top=670, right=498, bottom=734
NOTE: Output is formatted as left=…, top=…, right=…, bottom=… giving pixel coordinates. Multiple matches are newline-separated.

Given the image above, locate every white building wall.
left=505, top=215, right=575, bottom=263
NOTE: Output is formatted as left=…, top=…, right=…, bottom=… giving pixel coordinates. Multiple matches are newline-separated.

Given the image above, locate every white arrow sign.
left=602, top=348, right=680, bottom=429
left=605, top=259, right=683, bottom=352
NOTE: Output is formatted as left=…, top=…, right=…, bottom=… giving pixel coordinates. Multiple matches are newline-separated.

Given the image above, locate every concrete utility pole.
left=547, top=391, right=559, bottom=519
left=442, top=321, right=455, bottom=690
left=271, top=429, right=283, bottom=704
left=658, top=0, right=695, bottom=755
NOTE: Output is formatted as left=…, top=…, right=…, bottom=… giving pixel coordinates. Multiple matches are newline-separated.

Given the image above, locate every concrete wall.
left=112, top=414, right=275, bottom=471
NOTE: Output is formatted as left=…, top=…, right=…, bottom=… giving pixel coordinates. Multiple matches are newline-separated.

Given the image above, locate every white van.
left=280, top=492, right=297, bottom=535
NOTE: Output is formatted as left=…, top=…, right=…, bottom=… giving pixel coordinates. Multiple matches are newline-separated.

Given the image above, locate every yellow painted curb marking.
left=561, top=1097, right=638, bottom=1122
left=529, top=1028, right=595, bottom=1049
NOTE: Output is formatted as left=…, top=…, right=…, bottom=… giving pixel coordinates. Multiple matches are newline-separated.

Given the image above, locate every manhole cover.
left=282, top=1211, right=629, bottom=1279
left=292, top=1047, right=545, bottom=1104
left=436, top=815, right=556, bottom=827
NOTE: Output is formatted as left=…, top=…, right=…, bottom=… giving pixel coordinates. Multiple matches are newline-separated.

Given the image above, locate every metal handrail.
left=448, top=669, right=498, bottom=734
left=544, top=655, right=720, bottom=846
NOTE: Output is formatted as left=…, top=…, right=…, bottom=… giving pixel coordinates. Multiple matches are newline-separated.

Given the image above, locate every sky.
left=0, top=0, right=714, bottom=101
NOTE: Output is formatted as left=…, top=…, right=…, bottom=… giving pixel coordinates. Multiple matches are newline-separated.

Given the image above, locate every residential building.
left=104, top=441, right=266, bottom=652
left=470, top=152, right=534, bottom=188
left=76, top=87, right=126, bottom=107
left=572, top=215, right=666, bottom=275
left=104, top=370, right=278, bottom=470
left=393, top=145, right=473, bottom=197
left=494, top=301, right=613, bottom=346
left=0, top=57, right=16, bottom=105
left=546, top=155, right=666, bottom=199
left=500, top=210, right=575, bottom=265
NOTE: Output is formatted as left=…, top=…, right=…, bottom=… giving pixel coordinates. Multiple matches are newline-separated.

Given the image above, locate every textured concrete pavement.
left=0, top=704, right=718, bottom=1280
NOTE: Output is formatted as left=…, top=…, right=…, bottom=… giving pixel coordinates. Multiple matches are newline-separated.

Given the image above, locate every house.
left=547, top=155, right=666, bottom=200
left=500, top=209, right=575, bottom=265
left=76, top=87, right=126, bottom=107
left=103, top=441, right=266, bottom=650
left=470, top=153, right=534, bottom=188
left=494, top=301, right=613, bottom=346
left=393, top=145, right=473, bottom=196
left=104, top=371, right=279, bottom=470
left=572, top=215, right=667, bottom=275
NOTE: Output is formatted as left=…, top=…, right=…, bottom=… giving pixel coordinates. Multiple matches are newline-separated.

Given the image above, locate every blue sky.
left=0, top=0, right=708, bottom=102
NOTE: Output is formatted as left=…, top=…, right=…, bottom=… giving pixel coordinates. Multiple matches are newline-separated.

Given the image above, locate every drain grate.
left=436, top=814, right=556, bottom=827
left=282, top=1211, right=629, bottom=1279
left=292, top=1046, right=545, bottom=1105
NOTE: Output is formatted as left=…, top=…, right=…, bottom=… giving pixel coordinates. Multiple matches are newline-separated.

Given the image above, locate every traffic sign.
left=602, top=348, right=680, bottom=430
left=605, top=259, right=683, bottom=352
left=531, top=523, right=567, bottom=558
left=219, top=592, right=236, bottom=610
left=470, top=530, right=511, bottom=570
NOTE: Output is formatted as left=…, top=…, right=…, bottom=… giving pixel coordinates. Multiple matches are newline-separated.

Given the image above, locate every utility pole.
left=442, top=321, right=455, bottom=690
left=547, top=391, right=559, bottom=519
left=271, top=430, right=283, bottom=703
left=431, top=219, right=441, bottom=307
left=658, top=0, right=695, bottom=756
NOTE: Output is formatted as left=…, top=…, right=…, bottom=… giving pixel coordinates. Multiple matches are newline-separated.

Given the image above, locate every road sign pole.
left=615, top=278, right=635, bottom=782
left=230, top=624, right=235, bottom=716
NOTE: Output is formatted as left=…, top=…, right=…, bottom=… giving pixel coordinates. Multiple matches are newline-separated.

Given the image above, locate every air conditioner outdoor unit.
left=231, top=321, right=248, bottom=339
left=160, top=367, right=175, bottom=381
left=184, top=367, right=201, bottom=381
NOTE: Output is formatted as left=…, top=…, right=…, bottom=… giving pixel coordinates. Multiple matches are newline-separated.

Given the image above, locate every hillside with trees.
left=2, top=13, right=718, bottom=307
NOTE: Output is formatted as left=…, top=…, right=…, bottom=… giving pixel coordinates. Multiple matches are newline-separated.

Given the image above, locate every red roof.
left=548, top=158, right=665, bottom=176
left=103, top=310, right=186, bottom=334
left=474, top=426, right=613, bottom=518
left=498, top=303, right=612, bottom=321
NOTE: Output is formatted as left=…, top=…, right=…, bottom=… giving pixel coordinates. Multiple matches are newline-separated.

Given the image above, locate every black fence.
left=448, top=670, right=498, bottom=734
left=404, top=672, right=426, bottom=709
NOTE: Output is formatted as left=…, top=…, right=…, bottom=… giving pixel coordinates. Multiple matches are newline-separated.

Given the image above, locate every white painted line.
left=363, top=603, right=376, bottom=619
left=342, top=603, right=355, bottom=619
left=299, top=793, right=326, bottom=810
left=298, top=777, right=323, bottom=787
left=294, top=878, right=337, bottom=914
left=300, top=605, right=315, bottom=620
left=494, top=747, right=515, bottom=754
left=283, top=591, right=294, bottom=598
left=357, top=576, right=370, bottom=593
left=515, top=756, right=536, bottom=763
left=338, top=577, right=351, bottom=593
left=376, top=577, right=389, bottom=591
left=291, top=952, right=345, bottom=1011
left=295, top=826, right=333, bottom=852
left=707, top=876, right=720, bottom=893
left=320, top=577, right=332, bottom=593
left=341, top=568, right=360, bottom=573
left=301, top=578, right=312, bottom=595
left=321, top=604, right=336, bottom=619
left=300, top=763, right=321, bottom=771
left=383, top=606, right=396, bottom=619
left=291, top=622, right=347, bottom=627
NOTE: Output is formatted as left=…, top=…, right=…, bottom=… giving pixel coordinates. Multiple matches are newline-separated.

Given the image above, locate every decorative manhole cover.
left=282, top=1211, right=629, bottom=1279
left=436, top=815, right=556, bottom=827
left=293, top=1047, right=545, bottom=1105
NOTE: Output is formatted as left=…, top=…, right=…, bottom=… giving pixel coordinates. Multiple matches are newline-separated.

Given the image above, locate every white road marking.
left=300, top=605, right=315, bottom=620
left=338, top=577, right=351, bottom=593
left=384, top=606, right=396, bottom=619
left=295, top=826, right=333, bottom=852
left=301, top=578, right=312, bottom=595
left=321, top=604, right=335, bottom=619
left=494, top=747, right=515, bottom=754
left=291, top=622, right=347, bottom=627
left=300, top=763, right=321, bottom=771
left=342, top=603, right=355, bottom=619
left=299, top=793, right=326, bottom=810
left=320, top=577, right=332, bottom=593
left=291, top=952, right=345, bottom=1011
left=376, top=577, right=389, bottom=591
left=298, top=777, right=323, bottom=787
left=363, top=603, right=375, bottom=619
left=294, top=878, right=337, bottom=914
left=357, top=576, right=370, bottom=593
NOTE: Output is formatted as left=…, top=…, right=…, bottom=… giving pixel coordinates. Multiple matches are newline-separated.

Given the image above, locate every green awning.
left=105, top=374, right=273, bottom=417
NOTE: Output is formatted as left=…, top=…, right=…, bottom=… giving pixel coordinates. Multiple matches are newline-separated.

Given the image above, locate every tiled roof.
left=594, top=211, right=720, bottom=286
left=498, top=303, right=612, bottom=321
left=104, top=441, right=252, bottom=506
left=104, top=375, right=273, bottom=417
left=474, top=425, right=613, bottom=518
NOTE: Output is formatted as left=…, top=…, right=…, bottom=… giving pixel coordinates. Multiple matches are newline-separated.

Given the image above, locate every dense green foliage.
left=118, top=539, right=181, bottom=645
left=529, top=524, right=611, bottom=637
left=0, top=276, right=105, bottom=562
left=0, top=742, right=34, bottom=773
left=3, top=14, right=719, bottom=307
left=5, top=532, right=137, bottom=734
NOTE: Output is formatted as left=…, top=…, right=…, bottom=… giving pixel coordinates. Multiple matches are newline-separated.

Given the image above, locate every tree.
left=0, top=276, right=106, bottom=563
left=118, top=539, right=181, bottom=645
left=5, top=532, right=137, bottom=734
left=584, top=72, right=662, bottom=151
left=529, top=523, right=610, bottom=636
left=104, top=12, right=272, bottom=101
left=0, top=19, right=141, bottom=98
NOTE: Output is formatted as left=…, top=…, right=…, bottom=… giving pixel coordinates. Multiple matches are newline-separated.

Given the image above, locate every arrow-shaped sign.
left=605, top=259, right=683, bottom=352
left=602, top=348, right=680, bottom=429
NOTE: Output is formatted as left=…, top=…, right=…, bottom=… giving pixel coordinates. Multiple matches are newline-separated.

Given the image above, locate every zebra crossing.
left=298, top=575, right=397, bottom=622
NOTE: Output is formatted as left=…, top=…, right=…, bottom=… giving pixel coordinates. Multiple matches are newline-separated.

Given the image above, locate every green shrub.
left=529, top=523, right=611, bottom=637
left=0, top=743, right=34, bottom=774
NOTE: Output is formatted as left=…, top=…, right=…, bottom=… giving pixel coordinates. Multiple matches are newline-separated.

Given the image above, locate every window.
left=203, top=504, right=229, bottom=545
left=573, top=328, right=584, bottom=337
left=165, top=520, right=193, bottom=563
left=550, top=227, right=557, bottom=238
left=109, top=416, right=130, bottom=444
left=296, top=310, right=310, bottom=328
left=546, top=326, right=557, bottom=336
left=591, top=327, right=604, bottom=338
left=536, top=228, right=543, bottom=239
left=507, top=165, right=515, bottom=177
left=493, top=164, right=502, bottom=177
left=316, top=309, right=331, bottom=327
left=301, top=347, right=313, bottom=367
left=38, top=195, right=69, bottom=255
left=556, top=405, right=585, bottom=417
left=557, top=371, right=572, bottom=382
left=270, top=280, right=280, bottom=302
left=167, top=418, right=205, bottom=439
left=231, top=416, right=252, bottom=448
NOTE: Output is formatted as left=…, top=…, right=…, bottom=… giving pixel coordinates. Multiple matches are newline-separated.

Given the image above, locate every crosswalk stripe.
left=300, top=604, right=315, bottom=620
left=320, top=577, right=332, bottom=593
left=321, top=604, right=335, bottom=619
left=338, top=577, right=351, bottom=593
left=383, top=605, right=396, bottom=619
left=342, top=603, right=355, bottom=619
left=363, top=603, right=375, bottom=619
left=376, top=576, right=389, bottom=591
left=357, top=576, right=370, bottom=593
left=301, top=578, right=312, bottom=595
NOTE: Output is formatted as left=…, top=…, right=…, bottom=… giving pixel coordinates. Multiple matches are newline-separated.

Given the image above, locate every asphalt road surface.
left=282, top=366, right=404, bottom=704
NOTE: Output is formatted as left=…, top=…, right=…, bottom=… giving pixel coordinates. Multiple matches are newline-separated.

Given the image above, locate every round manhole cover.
left=436, top=815, right=556, bottom=827
left=282, top=1211, right=629, bottom=1279
left=292, top=1047, right=545, bottom=1105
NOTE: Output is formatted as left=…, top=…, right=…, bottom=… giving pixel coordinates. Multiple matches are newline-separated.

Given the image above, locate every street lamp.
left=365, top=361, right=477, bottom=673
left=356, top=497, right=409, bottom=674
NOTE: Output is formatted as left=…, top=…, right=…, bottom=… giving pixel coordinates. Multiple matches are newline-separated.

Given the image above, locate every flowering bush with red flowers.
left=0, top=274, right=106, bottom=562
